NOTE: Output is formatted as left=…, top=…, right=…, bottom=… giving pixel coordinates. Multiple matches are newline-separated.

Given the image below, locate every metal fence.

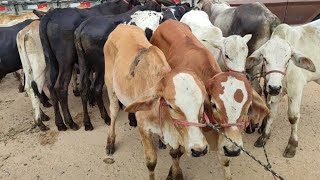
left=0, top=0, right=103, bottom=14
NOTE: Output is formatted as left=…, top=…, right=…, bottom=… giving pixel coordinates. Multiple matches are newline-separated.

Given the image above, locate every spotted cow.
left=151, top=19, right=268, bottom=179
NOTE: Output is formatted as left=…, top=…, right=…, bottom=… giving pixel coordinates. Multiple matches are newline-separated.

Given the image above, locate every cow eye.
left=168, top=104, right=174, bottom=109
left=225, top=54, right=229, bottom=59
left=212, top=102, right=217, bottom=109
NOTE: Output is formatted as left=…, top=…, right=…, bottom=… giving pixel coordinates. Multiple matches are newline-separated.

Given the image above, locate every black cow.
left=74, top=0, right=161, bottom=131
left=39, top=0, right=140, bottom=131
left=162, top=3, right=191, bottom=21
left=0, top=20, right=33, bottom=81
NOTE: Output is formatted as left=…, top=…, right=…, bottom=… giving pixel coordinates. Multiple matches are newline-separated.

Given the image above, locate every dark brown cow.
left=150, top=19, right=268, bottom=179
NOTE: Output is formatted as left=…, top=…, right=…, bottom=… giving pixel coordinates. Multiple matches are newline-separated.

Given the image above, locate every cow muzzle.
left=268, top=85, right=282, bottom=96
left=223, top=146, right=241, bottom=157
left=191, top=145, right=208, bottom=157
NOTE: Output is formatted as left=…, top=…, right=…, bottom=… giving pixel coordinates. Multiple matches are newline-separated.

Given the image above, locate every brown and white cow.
left=246, top=20, right=319, bottom=158
left=104, top=24, right=209, bottom=179
left=151, top=19, right=268, bottom=179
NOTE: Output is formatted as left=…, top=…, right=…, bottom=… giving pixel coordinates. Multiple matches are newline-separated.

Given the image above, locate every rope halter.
left=158, top=97, right=250, bottom=139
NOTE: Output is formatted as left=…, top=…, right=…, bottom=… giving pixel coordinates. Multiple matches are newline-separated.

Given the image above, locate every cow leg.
left=218, top=154, right=231, bottom=180
left=18, top=70, right=25, bottom=93
left=25, top=71, right=49, bottom=131
left=166, top=147, right=184, bottom=180
left=95, top=69, right=111, bottom=125
left=55, top=66, right=79, bottom=131
left=40, top=91, right=52, bottom=108
left=128, top=112, right=137, bottom=127
left=79, top=56, right=93, bottom=130
left=138, top=121, right=157, bottom=180
left=254, top=101, right=279, bottom=147
left=283, top=84, right=303, bottom=158
left=72, top=65, right=80, bottom=97
left=47, top=65, right=67, bottom=131
left=105, top=81, right=119, bottom=155
left=158, top=139, right=167, bottom=149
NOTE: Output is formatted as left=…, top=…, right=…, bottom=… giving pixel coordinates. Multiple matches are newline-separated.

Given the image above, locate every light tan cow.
left=104, top=24, right=209, bottom=179
left=0, top=12, right=39, bottom=26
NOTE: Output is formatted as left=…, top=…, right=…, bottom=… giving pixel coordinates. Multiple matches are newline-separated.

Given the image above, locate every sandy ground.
left=1, top=73, right=320, bottom=180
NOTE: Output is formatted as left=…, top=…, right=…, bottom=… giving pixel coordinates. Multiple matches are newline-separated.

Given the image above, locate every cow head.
left=246, top=37, right=316, bottom=96
left=206, top=72, right=252, bottom=157
left=125, top=69, right=209, bottom=157
left=208, top=34, right=252, bottom=73
left=128, top=11, right=163, bottom=40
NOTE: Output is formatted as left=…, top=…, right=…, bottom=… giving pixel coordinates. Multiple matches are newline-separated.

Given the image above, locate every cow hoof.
left=106, top=144, right=115, bottom=155
left=129, top=120, right=137, bottom=127
left=283, top=145, right=296, bottom=158
left=73, top=90, right=80, bottom=97
left=158, top=140, right=167, bottom=149
left=39, top=124, right=50, bottom=131
left=128, top=113, right=137, bottom=127
left=41, top=113, right=50, bottom=122
left=245, top=125, right=255, bottom=134
left=18, top=84, right=24, bottom=93
left=43, top=101, right=52, bottom=108
left=254, top=136, right=266, bottom=148
left=57, top=124, right=68, bottom=131
left=104, top=117, right=111, bottom=126
left=84, top=123, right=94, bottom=131
left=69, top=122, right=80, bottom=131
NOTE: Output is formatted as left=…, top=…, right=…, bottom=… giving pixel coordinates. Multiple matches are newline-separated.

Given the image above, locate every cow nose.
left=223, top=146, right=241, bottom=157
left=191, top=146, right=208, bottom=157
left=268, top=85, right=281, bottom=96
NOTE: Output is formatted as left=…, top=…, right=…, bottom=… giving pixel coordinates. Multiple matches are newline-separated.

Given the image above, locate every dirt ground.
left=1, top=73, right=320, bottom=180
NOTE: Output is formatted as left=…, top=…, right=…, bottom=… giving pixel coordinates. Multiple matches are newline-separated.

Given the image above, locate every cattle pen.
left=2, top=0, right=320, bottom=179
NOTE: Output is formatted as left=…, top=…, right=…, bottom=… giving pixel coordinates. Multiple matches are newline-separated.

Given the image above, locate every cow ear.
left=247, top=90, right=269, bottom=125
left=125, top=83, right=162, bottom=112
left=292, top=51, right=316, bottom=72
left=246, top=50, right=262, bottom=70
left=243, top=34, right=252, bottom=43
left=205, top=39, right=224, bottom=51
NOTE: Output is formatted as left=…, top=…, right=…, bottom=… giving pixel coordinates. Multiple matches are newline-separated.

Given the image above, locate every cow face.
left=210, top=34, right=251, bottom=72
left=125, top=70, right=209, bottom=157
left=128, top=11, right=163, bottom=40
left=246, top=37, right=316, bottom=96
left=206, top=72, right=252, bottom=157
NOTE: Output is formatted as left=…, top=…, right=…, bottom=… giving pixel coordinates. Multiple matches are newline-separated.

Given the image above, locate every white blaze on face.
left=173, top=73, right=205, bottom=150
left=129, top=11, right=163, bottom=32
left=219, top=76, right=248, bottom=124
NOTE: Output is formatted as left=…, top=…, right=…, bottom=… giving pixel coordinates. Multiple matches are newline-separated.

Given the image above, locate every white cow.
left=16, top=21, right=82, bottom=131
left=180, top=10, right=252, bottom=73
left=246, top=20, right=318, bottom=158
left=16, top=20, right=50, bottom=131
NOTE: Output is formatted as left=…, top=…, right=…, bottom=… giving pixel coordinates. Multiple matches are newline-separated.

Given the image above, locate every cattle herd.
left=0, top=0, right=319, bottom=179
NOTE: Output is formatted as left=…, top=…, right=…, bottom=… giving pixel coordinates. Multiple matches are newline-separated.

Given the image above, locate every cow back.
left=151, top=19, right=221, bottom=83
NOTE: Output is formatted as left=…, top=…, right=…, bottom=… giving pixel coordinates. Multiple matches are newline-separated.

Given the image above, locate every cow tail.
left=20, top=30, right=42, bottom=99
left=39, top=11, right=58, bottom=69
